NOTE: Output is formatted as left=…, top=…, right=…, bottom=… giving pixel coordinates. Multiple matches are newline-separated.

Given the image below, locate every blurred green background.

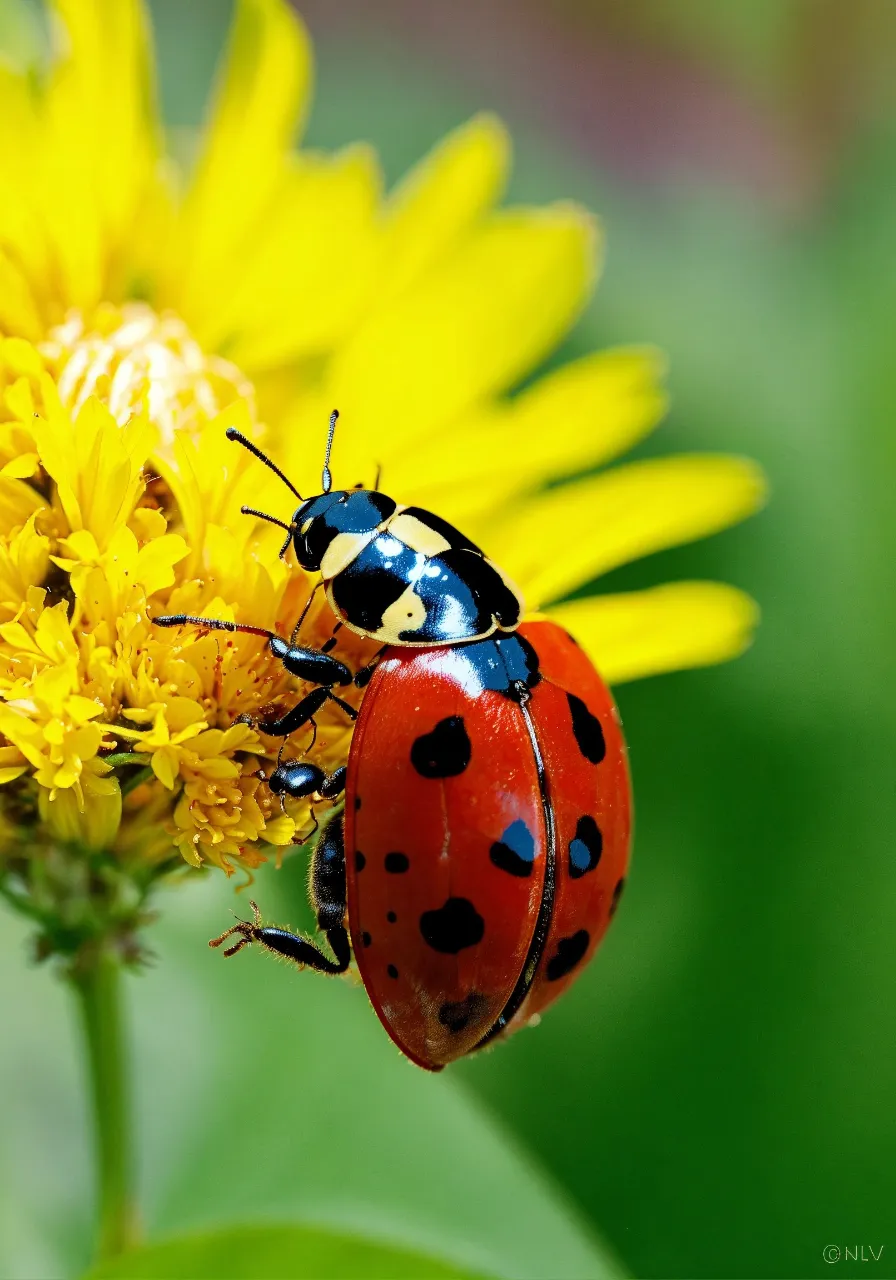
left=2, top=1, right=895, bottom=1277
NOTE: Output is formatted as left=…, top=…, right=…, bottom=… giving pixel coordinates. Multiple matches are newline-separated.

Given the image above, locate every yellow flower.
left=0, top=0, right=764, bottom=896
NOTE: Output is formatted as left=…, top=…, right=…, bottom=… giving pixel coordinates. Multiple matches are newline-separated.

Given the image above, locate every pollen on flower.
left=42, top=303, right=256, bottom=444
left=0, top=315, right=371, bottom=882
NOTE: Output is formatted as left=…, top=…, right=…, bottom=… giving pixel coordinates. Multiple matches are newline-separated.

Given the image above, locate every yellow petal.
left=0, top=250, right=42, bottom=340
left=547, top=581, right=760, bottom=684
left=490, top=454, right=767, bottom=608
left=0, top=67, right=49, bottom=291
left=214, top=147, right=381, bottom=368
left=39, top=777, right=122, bottom=850
left=33, top=393, right=156, bottom=549
left=151, top=747, right=179, bottom=791
left=166, top=0, right=312, bottom=324
left=135, top=534, right=189, bottom=597
left=380, top=113, right=510, bottom=302
left=328, top=204, right=599, bottom=462
left=386, top=345, right=668, bottom=508
left=67, top=695, right=104, bottom=724
left=263, top=813, right=297, bottom=845
left=42, top=0, right=158, bottom=307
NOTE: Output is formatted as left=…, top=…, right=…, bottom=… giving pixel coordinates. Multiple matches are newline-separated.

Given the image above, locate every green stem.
left=72, top=950, right=139, bottom=1262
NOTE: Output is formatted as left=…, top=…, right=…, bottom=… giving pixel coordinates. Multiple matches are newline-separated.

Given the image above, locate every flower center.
left=40, top=302, right=255, bottom=442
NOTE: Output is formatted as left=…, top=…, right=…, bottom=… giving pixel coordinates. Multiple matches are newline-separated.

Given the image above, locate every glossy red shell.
left=343, top=619, right=632, bottom=1070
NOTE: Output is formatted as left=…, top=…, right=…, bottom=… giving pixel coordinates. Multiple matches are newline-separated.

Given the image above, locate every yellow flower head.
left=0, top=1, right=764, bottom=903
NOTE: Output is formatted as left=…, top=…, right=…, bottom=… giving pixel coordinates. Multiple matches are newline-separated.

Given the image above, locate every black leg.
left=258, top=687, right=330, bottom=737
left=257, top=687, right=357, bottom=740
left=208, top=816, right=350, bottom=976
left=354, top=646, right=388, bottom=689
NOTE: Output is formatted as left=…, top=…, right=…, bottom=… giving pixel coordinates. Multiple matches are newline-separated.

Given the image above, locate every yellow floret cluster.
left=0, top=313, right=371, bottom=879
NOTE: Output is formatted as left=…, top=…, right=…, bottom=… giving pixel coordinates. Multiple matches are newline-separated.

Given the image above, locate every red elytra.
left=343, top=619, right=632, bottom=1071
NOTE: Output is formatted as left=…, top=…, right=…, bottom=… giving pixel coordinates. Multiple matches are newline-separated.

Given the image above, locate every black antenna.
left=153, top=614, right=275, bottom=640
left=240, top=505, right=293, bottom=533
left=321, top=410, right=338, bottom=494
left=226, top=427, right=303, bottom=501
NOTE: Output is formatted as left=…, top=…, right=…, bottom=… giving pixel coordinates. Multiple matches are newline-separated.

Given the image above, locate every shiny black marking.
left=387, top=963, right=399, bottom=979
left=293, top=489, right=396, bottom=571
left=361, top=931, right=372, bottom=948
left=490, top=818, right=537, bottom=878
left=476, top=696, right=556, bottom=1048
left=330, top=536, right=415, bottom=631
left=546, top=930, right=590, bottom=982
left=384, top=851, right=409, bottom=874
left=395, top=547, right=520, bottom=642
left=410, top=716, right=471, bottom=777
left=568, top=815, right=602, bottom=879
left=321, top=636, right=338, bottom=654
left=354, top=851, right=366, bottom=872
left=610, top=877, right=626, bottom=917
left=398, top=506, right=484, bottom=554
left=438, top=992, right=488, bottom=1034
left=436, top=548, right=520, bottom=629
left=399, top=506, right=483, bottom=552
left=460, top=633, right=541, bottom=700
left=386, top=910, right=397, bottom=923
left=568, top=693, right=606, bottom=764
left=419, top=897, right=485, bottom=954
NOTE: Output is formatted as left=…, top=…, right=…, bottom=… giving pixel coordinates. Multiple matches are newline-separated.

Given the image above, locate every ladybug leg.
left=256, top=687, right=358, bottom=740
left=353, top=645, right=388, bottom=689
left=289, top=580, right=323, bottom=647
left=208, top=819, right=350, bottom=975
left=310, top=812, right=350, bottom=965
left=320, top=622, right=343, bottom=655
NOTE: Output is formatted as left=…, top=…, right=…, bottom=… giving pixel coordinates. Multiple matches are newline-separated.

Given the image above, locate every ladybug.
left=222, top=412, right=523, bottom=646
left=209, top=620, right=632, bottom=1070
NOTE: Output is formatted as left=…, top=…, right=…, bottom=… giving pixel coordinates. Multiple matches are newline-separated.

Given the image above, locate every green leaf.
left=85, top=1222, right=486, bottom=1280
left=138, top=877, right=622, bottom=1280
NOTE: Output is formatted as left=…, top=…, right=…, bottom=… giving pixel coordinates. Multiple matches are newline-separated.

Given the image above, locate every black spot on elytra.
left=490, top=818, right=537, bottom=877
left=387, top=963, right=399, bottom=979
left=438, top=992, right=487, bottom=1034
left=568, top=816, right=602, bottom=879
left=321, top=636, right=337, bottom=653
left=410, top=716, right=471, bottom=777
left=420, top=897, right=485, bottom=954
left=361, top=931, right=372, bottom=948
left=354, top=795, right=361, bottom=810
left=610, top=877, right=625, bottom=917
left=384, top=851, right=409, bottom=874
left=386, top=910, right=397, bottom=923
left=546, top=930, right=590, bottom=981
left=354, top=851, right=366, bottom=872
left=568, top=693, right=606, bottom=764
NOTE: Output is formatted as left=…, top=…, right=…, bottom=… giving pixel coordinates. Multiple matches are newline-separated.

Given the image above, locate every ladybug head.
left=229, top=409, right=373, bottom=570
left=290, top=491, right=347, bottom=570
left=291, top=489, right=397, bottom=572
